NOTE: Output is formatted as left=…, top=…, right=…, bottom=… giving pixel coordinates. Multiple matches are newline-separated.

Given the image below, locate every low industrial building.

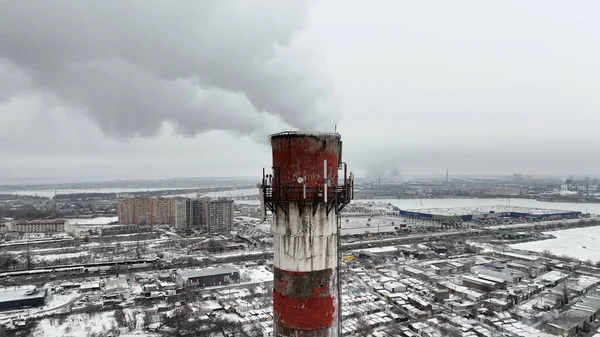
left=546, top=290, right=600, bottom=336
left=462, top=275, right=500, bottom=292
left=11, top=220, right=66, bottom=233
left=175, top=267, right=240, bottom=288
left=400, top=205, right=581, bottom=221
left=80, top=282, right=101, bottom=293
left=101, top=224, right=151, bottom=236
left=0, top=286, right=47, bottom=311
left=384, top=281, right=406, bottom=293
left=471, top=265, right=524, bottom=284
left=535, top=270, right=570, bottom=288
left=483, top=298, right=511, bottom=312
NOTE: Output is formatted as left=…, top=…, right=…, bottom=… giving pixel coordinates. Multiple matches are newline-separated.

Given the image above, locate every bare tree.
left=542, top=249, right=553, bottom=258
left=562, top=284, right=570, bottom=305
left=439, top=324, right=462, bottom=337
left=114, top=308, right=127, bottom=327
left=356, top=316, right=373, bottom=337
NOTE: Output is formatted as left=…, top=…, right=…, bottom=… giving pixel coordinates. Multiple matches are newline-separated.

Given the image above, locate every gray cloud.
left=0, top=1, right=339, bottom=140
left=3, top=0, right=600, bottom=183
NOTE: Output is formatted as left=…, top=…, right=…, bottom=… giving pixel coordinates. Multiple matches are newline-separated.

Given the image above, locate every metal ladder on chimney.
left=337, top=214, right=342, bottom=336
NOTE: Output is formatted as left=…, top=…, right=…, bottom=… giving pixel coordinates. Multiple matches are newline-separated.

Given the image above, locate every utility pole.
left=26, top=239, right=31, bottom=270
left=54, top=188, right=58, bottom=218
left=446, top=169, right=449, bottom=195
left=136, top=224, right=141, bottom=260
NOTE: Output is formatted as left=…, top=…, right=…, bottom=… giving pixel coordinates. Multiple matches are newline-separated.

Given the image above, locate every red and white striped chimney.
left=262, top=132, right=353, bottom=337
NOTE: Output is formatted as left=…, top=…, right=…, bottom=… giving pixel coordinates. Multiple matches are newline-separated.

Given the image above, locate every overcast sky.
left=1, top=0, right=600, bottom=183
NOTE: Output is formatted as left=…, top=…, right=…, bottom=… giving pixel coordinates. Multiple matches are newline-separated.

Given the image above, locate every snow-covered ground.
left=371, top=198, right=600, bottom=215
left=68, top=217, right=118, bottom=225
left=31, top=308, right=161, bottom=337
left=4, top=187, right=199, bottom=198
left=31, top=311, right=116, bottom=337
left=176, top=188, right=259, bottom=198
left=45, top=292, right=81, bottom=309
left=342, top=216, right=402, bottom=235
left=35, top=251, right=89, bottom=263
left=511, top=226, right=600, bottom=262
left=240, top=266, right=273, bottom=283
left=203, top=188, right=258, bottom=198
left=211, top=250, right=270, bottom=259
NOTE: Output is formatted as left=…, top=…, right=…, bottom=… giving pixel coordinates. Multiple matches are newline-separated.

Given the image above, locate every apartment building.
left=117, top=198, right=177, bottom=225
left=118, top=197, right=233, bottom=234
left=174, top=200, right=188, bottom=230
left=12, top=220, right=66, bottom=233
left=201, top=198, right=234, bottom=234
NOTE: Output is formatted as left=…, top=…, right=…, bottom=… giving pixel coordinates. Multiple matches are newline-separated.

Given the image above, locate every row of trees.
left=163, top=312, right=263, bottom=337
left=541, top=249, right=600, bottom=268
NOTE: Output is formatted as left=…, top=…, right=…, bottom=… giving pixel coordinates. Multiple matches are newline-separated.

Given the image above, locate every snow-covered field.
left=375, top=198, right=600, bottom=215
left=240, top=266, right=273, bottom=283
left=31, top=309, right=160, bottom=337
left=175, top=188, right=259, bottom=198
left=511, top=226, right=600, bottom=262
left=45, top=292, right=81, bottom=309
left=68, top=217, right=118, bottom=225
left=5, top=187, right=195, bottom=198
left=203, top=188, right=258, bottom=198
left=342, top=216, right=399, bottom=235
left=35, top=251, right=89, bottom=263
left=31, top=311, right=117, bottom=337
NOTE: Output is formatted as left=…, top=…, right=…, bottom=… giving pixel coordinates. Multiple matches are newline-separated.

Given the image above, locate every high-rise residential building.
left=201, top=198, right=234, bottom=234
left=118, top=196, right=234, bottom=233
left=186, top=198, right=202, bottom=230
left=118, top=198, right=178, bottom=225
left=174, top=200, right=188, bottom=230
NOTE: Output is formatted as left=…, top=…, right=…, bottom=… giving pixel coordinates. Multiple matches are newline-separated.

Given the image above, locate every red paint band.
left=271, top=134, right=340, bottom=192
left=273, top=289, right=336, bottom=330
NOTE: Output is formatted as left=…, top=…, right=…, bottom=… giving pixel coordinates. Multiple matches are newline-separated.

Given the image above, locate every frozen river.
left=370, top=198, right=600, bottom=215
left=241, top=197, right=600, bottom=214
left=6, top=184, right=600, bottom=216
left=510, top=226, right=600, bottom=262
left=2, top=187, right=259, bottom=199
left=1, top=187, right=191, bottom=198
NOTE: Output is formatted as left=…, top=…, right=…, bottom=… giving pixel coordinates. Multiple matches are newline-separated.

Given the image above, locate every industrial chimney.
left=261, top=131, right=353, bottom=337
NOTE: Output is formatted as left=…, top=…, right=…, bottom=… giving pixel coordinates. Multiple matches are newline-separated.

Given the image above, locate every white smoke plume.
left=0, top=1, right=340, bottom=140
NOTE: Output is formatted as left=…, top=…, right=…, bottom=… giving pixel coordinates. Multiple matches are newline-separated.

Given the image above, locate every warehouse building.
left=0, top=286, right=47, bottom=311
left=546, top=290, right=600, bottom=336
left=175, top=267, right=240, bottom=288
left=400, top=206, right=581, bottom=222
left=462, top=275, right=499, bottom=293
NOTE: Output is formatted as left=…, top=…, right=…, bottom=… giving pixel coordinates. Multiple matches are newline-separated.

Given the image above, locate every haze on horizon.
left=1, top=0, right=600, bottom=183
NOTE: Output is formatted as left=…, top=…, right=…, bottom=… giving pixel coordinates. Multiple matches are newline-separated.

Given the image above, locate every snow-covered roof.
left=0, top=286, right=46, bottom=303
left=104, top=278, right=129, bottom=294
left=179, top=267, right=239, bottom=280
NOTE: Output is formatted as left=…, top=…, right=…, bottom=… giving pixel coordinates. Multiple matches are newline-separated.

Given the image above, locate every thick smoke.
left=0, top=1, right=339, bottom=139
left=365, top=162, right=404, bottom=181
